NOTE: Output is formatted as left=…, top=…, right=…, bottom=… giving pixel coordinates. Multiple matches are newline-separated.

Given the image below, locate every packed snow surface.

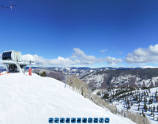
left=0, top=73, right=135, bottom=124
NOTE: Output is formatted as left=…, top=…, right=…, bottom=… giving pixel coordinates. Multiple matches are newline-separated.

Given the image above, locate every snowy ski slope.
left=0, top=73, right=135, bottom=124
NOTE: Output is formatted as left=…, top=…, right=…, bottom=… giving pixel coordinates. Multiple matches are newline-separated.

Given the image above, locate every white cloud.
left=22, top=54, right=35, bottom=62
left=106, top=56, right=122, bottom=66
left=49, top=56, right=76, bottom=66
left=22, top=54, right=46, bottom=65
left=21, top=48, right=122, bottom=67
left=126, top=44, right=158, bottom=63
left=149, top=44, right=158, bottom=54
left=72, top=48, right=97, bottom=65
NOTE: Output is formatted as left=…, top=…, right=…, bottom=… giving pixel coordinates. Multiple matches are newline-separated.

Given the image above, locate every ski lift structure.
left=2, top=50, right=27, bottom=73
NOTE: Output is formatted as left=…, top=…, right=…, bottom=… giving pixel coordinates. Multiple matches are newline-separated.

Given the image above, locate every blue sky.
left=1, top=0, right=158, bottom=67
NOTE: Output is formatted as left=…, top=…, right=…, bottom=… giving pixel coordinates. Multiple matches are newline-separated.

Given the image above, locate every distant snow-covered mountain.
left=32, top=67, right=158, bottom=90
left=80, top=68, right=158, bottom=90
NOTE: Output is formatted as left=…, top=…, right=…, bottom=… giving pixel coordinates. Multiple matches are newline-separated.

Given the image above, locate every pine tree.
left=142, top=110, right=145, bottom=117
left=138, top=104, right=140, bottom=111
left=148, top=106, right=151, bottom=112
left=40, top=71, right=47, bottom=77
left=151, top=107, right=153, bottom=116
left=144, top=97, right=147, bottom=103
left=144, top=103, right=148, bottom=112
left=135, top=95, right=138, bottom=102
left=156, top=91, right=158, bottom=102
left=149, top=98, right=153, bottom=104
left=153, top=106, right=155, bottom=112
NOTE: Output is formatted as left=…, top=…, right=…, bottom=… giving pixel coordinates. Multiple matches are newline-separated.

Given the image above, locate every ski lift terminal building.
left=2, top=50, right=27, bottom=73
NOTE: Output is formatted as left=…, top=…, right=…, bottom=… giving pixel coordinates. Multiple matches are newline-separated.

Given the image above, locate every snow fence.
left=67, top=76, right=150, bottom=124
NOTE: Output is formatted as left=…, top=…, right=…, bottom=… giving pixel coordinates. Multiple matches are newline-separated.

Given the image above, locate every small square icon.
left=82, top=118, right=87, bottom=123
left=71, top=118, right=76, bottom=123
left=54, top=118, right=59, bottom=123
left=94, top=118, right=98, bottom=123
left=99, top=118, right=104, bottom=123
left=105, top=118, right=110, bottom=123
left=48, top=118, right=53, bottom=123
left=88, top=118, right=93, bottom=123
left=66, top=118, right=70, bottom=123
left=60, top=118, right=65, bottom=123
left=77, top=118, right=81, bottom=123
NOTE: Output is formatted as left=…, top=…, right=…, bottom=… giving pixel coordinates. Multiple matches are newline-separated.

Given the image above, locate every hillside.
left=80, top=68, right=158, bottom=90
left=104, top=87, right=158, bottom=124
left=0, top=73, right=135, bottom=124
